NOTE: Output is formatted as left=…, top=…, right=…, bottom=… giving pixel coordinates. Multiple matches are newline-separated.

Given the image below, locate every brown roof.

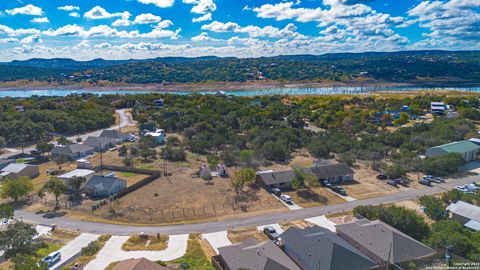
left=112, top=258, right=167, bottom=270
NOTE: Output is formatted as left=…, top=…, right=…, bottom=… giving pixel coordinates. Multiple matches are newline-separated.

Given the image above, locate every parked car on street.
left=263, top=226, right=280, bottom=240
left=280, top=194, right=292, bottom=204
left=271, top=188, right=282, bottom=196
left=419, top=179, right=432, bottom=186
left=43, top=251, right=61, bottom=267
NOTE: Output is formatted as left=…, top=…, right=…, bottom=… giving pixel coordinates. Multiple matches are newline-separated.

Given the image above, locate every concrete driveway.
left=51, top=233, right=100, bottom=270
left=256, top=223, right=284, bottom=234
left=202, top=231, right=232, bottom=254
left=273, top=195, right=303, bottom=210
left=84, top=234, right=188, bottom=270
left=34, top=225, right=52, bottom=239
left=325, top=188, right=357, bottom=202
left=305, top=215, right=337, bottom=232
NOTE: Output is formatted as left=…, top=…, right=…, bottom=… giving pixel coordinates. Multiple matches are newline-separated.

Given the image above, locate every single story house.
left=112, top=258, right=167, bottom=270
left=281, top=226, right=378, bottom=270
left=0, top=159, right=15, bottom=170
left=446, top=201, right=480, bottom=231
left=336, top=219, right=436, bottom=265
left=0, top=163, right=40, bottom=179
left=214, top=238, right=301, bottom=270
left=58, top=169, right=95, bottom=189
left=99, top=129, right=130, bottom=142
left=426, top=140, right=480, bottom=161
left=431, top=101, right=448, bottom=114
left=256, top=162, right=354, bottom=190
left=51, top=144, right=94, bottom=160
left=84, top=174, right=127, bottom=197
left=83, top=136, right=119, bottom=152
left=144, top=129, right=165, bottom=144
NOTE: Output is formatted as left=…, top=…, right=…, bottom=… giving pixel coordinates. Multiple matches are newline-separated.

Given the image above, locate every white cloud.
left=58, top=5, right=80, bottom=11
left=5, top=4, right=43, bottom=16
left=201, top=21, right=306, bottom=39
left=31, top=17, right=49, bottom=23
left=0, top=24, right=40, bottom=36
left=84, top=6, right=131, bottom=20
left=133, top=13, right=162, bottom=24
left=95, top=42, right=112, bottom=49
left=20, top=34, right=42, bottom=44
left=42, top=24, right=180, bottom=39
left=183, top=0, right=216, bottom=14
left=69, top=12, right=80, bottom=18
left=137, top=0, right=175, bottom=8
left=192, top=13, right=212, bottom=22
left=191, top=32, right=219, bottom=41
left=0, top=38, right=18, bottom=44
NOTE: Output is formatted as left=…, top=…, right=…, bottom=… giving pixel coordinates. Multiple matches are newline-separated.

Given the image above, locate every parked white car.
left=280, top=194, right=292, bottom=204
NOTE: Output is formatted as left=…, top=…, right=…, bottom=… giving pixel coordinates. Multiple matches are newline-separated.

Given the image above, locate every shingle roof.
left=83, top=136, right=118, bottom=148
left=0, top=159, right=14, bottom=166
left=2, top=163, right=33, bottom=173
left=85, top=175, right=126, bottom=190
left=218, top=238, right=301, bottom=270
left=112, top=258, right=167, bottom=270
left=465, top=220, right=480, bottom=231
left=51, top=144, right=93, bottom=155
left=447, top=201, right=480, bottom=222
left=100, top=129, right=128, bottom=140
left=430, top=140, right=480, bottom=154
left=281, top=226, right=377, bottom=270
left=336, top=219, right=436, bottom=264
left=257, top=163, right=354, bottom=186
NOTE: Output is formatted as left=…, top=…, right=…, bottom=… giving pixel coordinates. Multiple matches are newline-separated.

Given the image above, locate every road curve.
left=15, top=175, right=477, bottom=235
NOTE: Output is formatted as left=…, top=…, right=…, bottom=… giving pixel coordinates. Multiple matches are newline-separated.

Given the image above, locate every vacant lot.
left=227, top=227, right=268, bottom=244
left=284, top=187, right=345, bottom=208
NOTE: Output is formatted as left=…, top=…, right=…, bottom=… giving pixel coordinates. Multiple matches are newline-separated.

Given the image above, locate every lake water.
left=1, top=85, right=480, bottom=98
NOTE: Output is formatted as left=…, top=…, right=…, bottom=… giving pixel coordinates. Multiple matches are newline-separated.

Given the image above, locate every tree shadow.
left=297, top=189, right=327, bottom=204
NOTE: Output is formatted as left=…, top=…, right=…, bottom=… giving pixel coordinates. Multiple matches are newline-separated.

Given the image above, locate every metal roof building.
left=426, top=140, right=480, bottom=161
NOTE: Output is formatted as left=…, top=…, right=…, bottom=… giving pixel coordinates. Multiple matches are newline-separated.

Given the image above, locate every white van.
left=43, top=251, right=61, bottom=267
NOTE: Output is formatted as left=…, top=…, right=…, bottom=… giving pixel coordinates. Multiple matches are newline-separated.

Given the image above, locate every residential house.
left=112, top=258, right=167, bottom=270
left=153, top=99, right=164, bottom=108
left=256, top=162, right=354, bottom=191
left=336, top=219, right=436, bottom=265
left=144, top=129, right=165, bottom=145
left=0, top=163, right=40, bottom=179
left=431, top=102, right=448, bottom=114
left=84, top=174, right=127, bottom=197
left=0, top=159, right=15, bottom=170
left=281, top=226, right=378, bottom=270
left=83, top=136, right=119, bottom=152
left=214, top=238, right=301, bottom=270
left=51, top=144, right=94, bottom=160
left=446, top=201, right=480, bottom=231
left=58, top=169, right=95, bottom=189
left=426, top=140, right=480, bottom=161
left=99, top=129, right=130, bottom=142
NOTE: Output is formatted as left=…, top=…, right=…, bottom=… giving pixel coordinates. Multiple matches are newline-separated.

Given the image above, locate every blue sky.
left=0, top=0, right=478, bottom=61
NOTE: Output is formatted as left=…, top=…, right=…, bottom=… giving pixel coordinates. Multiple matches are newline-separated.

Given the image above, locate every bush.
left=338, top=152, right=356, bottom=166
left=422, top=153, right=466, bottom=176
left=307, top=141, right=330, bottom=159
left=161, top=146, right=187, bottom=161
left=81, top=241, right=101, bottom=256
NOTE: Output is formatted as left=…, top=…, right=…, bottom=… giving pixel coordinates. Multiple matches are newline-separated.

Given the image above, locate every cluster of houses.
left=446, top=200, right=480, bottom=231
left=213, top=218, right=437, bottom=270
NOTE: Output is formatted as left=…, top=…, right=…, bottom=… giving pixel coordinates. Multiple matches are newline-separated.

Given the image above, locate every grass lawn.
left=37, top=242, right=61, bottom=257
left=62, top=234, right=111, bottom=269
left=119, top=172, right=137, bottom=178
left=284, top=187, right=345, bottom=208
left=171, top=234, right=214, bottom=270
left=227, top=227, right=268, bottom=244
left=122, top=235, right=169, bottom=251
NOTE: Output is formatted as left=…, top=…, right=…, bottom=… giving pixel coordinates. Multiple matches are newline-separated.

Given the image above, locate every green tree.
left=69, top=176, right=86, bottom=202
left=385, top=164, right=406, bottom=179
left=0, top=177, right=33, bottom=203
left=291, top=166, right=318, bottom=191
left=42, top=177, right=67, bottom=210
left=118, top=145, right=128, bottom=156
left=13, top=254, right=49, bottom=270
left=422, top=153, right=466, bottom=176
left=53, top=154, right=68, bottom=170
left=0, top=221, right=38, bottom=258
left=426, top=220, right=476, bottom=260
left=0, top=203, right=14, bottom=219
left=239, top=150, right=255, bottom=167
left=418, top=195, right=448, bottom=221
left=393, top=112, right=410, bottom=126
left=231, top=168, right=256, bottom=200
left=56, top=136, right=69, bottom=145
left=35, top=141, right=54, bottom=155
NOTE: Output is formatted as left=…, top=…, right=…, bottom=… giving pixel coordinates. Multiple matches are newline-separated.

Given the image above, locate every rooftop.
left=447, top=200, right=480, bottom=222
left=112, top=258, right=167, bottom=270
left=430, top=140, right=480, bottom=153
left=1, top=163, right=34, bottom=173
left=58, top=169, right=95, bottom=179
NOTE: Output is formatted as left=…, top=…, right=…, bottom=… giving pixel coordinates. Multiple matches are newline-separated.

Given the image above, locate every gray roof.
left=336, top=219, right=436, bottom=264
left=1, top=163, right=35, bottom=173
left=308, top=163, right=354, bottom=179
left=0, top=159, right=14, bottom=166
left=257, top=163, right=354, bottom=186
left=83, top=136, right=118, bottom=148
left=100, top=129, right=129, bottom=139
left=85, top=175, right=126, bottom=190
left=218, top=238, right=301, bottom=270
left=51, top=144, right=93, bottom=155
left=465, top=220, right=480, bottom=231
left=281, top=226, right=377, bottom=270
left=447, top=201, right=480, bottom=222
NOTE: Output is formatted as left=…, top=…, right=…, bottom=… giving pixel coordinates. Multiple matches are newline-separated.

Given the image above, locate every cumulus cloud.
left=183, top=0, right=216, bottom=14
left=31, top=17, right=49, bottom=23
left=0, top=24, right=40, bottom=36
left=0, top=38, right=18, bottom=44
left=191, top=32, right=219, bottom=41
left=133, top=13, right=162, bottom=24
left=201, top=21, right=306, bottom=39
left=42, top=24, right=180, bottom=39
left=137, top=0, right=175, bottom=8
left=5, top=4, right=43, bottom=16
left=192, top=13, right=212, bottom=22
left=20, top=34, right=42, bottom=44
left=84, top=6, right=131, bottom=20
left=69, top=12, right=80, bottom=18
left=58, top=5, right=80, bottom=11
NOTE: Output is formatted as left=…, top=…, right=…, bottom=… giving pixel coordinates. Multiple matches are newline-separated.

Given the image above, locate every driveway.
left=273, top=195, right=303, bottom=210
left=325, top=188, right=357, bottom=202
left=256, top=223, right=284, bottom=234
left=51, top=233, right=100, bottom=270
left=34, top=225, right=52, bottom=239
left=15, top=175, right=478, bottom=235
left=305, top=215, right=337, bottom=232
left=202, top=231, right=232, bottom=254
left=84, top=234, right=188, bottom=270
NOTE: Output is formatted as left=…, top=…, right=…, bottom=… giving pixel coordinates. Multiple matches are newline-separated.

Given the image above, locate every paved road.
left=84, top=234, right=188, bottom=270
left=0, top=109, right=133, bottom=159
left=51, top=233, right=100, bottom=270
left=15, top=175, right=478, bottom=235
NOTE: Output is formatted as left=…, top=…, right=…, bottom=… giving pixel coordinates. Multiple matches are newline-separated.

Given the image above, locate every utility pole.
left=386, top=242, right=392, bottom=270
left=99, top=143, right=104, bottom=176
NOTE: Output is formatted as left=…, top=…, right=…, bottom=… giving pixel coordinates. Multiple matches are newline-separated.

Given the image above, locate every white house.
left=0, top=164, right=39, bottom=180
left=58, top=169, right=95, bottom=188
left=447, top=201, right=480, bottom=231
left=144, top=129, right=165, bottom=145
left=84, top=174, right=127, bottom=197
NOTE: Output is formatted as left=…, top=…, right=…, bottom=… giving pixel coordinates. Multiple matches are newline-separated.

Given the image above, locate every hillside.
left=1, top=50, right=480, bottom=86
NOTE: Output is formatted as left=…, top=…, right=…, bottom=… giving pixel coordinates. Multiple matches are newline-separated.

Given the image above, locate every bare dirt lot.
left=284, top=187, right=345, bottom=208
left=227, top=227, right=268, bottom=244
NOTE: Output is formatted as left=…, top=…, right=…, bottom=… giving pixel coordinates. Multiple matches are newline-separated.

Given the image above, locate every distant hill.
left=1, top=50, right=479, bottom=86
